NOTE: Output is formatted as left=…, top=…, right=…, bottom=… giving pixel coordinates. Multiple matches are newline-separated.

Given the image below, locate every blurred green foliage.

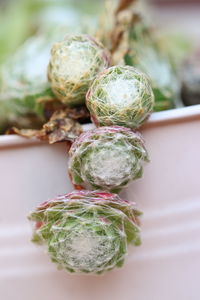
left=0, top=0, right=103, bottom=65
left=0, top=0, right=103, bottom=132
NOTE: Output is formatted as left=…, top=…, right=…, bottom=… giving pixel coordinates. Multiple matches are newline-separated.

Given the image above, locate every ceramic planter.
left=0, top=105, right=200, bottom=300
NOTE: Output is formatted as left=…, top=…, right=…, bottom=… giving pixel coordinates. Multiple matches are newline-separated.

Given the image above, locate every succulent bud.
left=86, top=65, right=154, bottom=128
left=69, top=126, right=149, bottom=192
left=48, top=34, right=110, bottom=106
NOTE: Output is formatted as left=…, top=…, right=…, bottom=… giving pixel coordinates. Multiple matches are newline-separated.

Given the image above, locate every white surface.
left=0, top=106, right=200, bottom=300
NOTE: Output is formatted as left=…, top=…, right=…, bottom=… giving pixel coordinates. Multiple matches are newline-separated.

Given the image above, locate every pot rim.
left=0, top=104, right=200, bottom=148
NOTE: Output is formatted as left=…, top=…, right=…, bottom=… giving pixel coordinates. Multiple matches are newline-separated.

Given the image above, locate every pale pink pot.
left=0, top=105, right=200, bottom=300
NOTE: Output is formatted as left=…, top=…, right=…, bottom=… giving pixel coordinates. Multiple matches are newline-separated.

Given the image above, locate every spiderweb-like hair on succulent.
left=48, top=34, right=110, bottom=106
left=69, top=126, right=149, bottom=192
left=28, top=190, right=142, bottom=274
left=86, top=65, right=154, bottom=128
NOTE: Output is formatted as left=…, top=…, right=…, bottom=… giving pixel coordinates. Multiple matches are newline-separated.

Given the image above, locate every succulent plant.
left=48, top=34, right=110, bottom=106
left=100, top=7, right=178, bottom=112
left=0, top=33, right=59, bottom=133
left=86, top=65, right=154, bottom=128
left=69, top=126, right=149, bottom=192
left=122, top=17, right=178, bottom=111
left=0, top=22, right=96, bottom=133
left=28, top=190, right=141, bottom=274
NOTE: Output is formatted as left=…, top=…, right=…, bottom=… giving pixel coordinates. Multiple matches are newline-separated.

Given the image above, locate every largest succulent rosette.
left=28, top=190, right=141, bottom=274
left=69, top=126, right=149, bottom=192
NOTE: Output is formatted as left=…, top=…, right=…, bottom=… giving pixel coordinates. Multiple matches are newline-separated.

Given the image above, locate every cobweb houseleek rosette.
left=69, top=126, right=149, bottom=192
left=48, top=34, right=110, bottom=106
left=28, top=190, right=142, bottom=274
left=0, top=34, right=57, bottom=132
left=86, top=65, right=154, bottom=129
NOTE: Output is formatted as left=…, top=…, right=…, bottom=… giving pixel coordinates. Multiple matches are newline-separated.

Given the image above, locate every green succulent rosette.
left=69, top=126, right=149, bottom=192
left=0, top=33, right=59, bottom=133
left=86, top=65, right=154, bottom=128
left=0, top=13, right=99, bottom=133
left=28, top=190, right=141, bottom=274
left=47, top=34, right=110, bottom=106
left=123, top=19, right=178, bottom=111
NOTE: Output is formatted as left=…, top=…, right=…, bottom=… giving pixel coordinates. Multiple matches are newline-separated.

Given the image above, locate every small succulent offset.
left=69, top=126, right=149, bottom=192
left=48, top=34, right=110, bottom=106
left=86, top=65, right=154, bottom=129
left=28, top=190, right=141, bottom=274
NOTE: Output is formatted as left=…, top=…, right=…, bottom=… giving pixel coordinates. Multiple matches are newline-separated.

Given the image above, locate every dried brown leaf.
left=6, top=127, right=40, bottom=138
left=111, top=11, right=141, bottom=62
left=115, top=0, right=137, bottom=15
left=62, top=106, right=90, bottom=122
left=43, top=101, right=90, bottom=122
left=7, top=109, right=83, bottom=144
left=41, top=110, right=83, bottom=144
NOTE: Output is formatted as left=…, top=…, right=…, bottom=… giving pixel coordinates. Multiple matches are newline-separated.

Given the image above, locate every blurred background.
left=150, top=0, right=200, bottom=41
left=0, top=0, right=200, bottom=64
left=0, top=0, right=104, bottom=64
